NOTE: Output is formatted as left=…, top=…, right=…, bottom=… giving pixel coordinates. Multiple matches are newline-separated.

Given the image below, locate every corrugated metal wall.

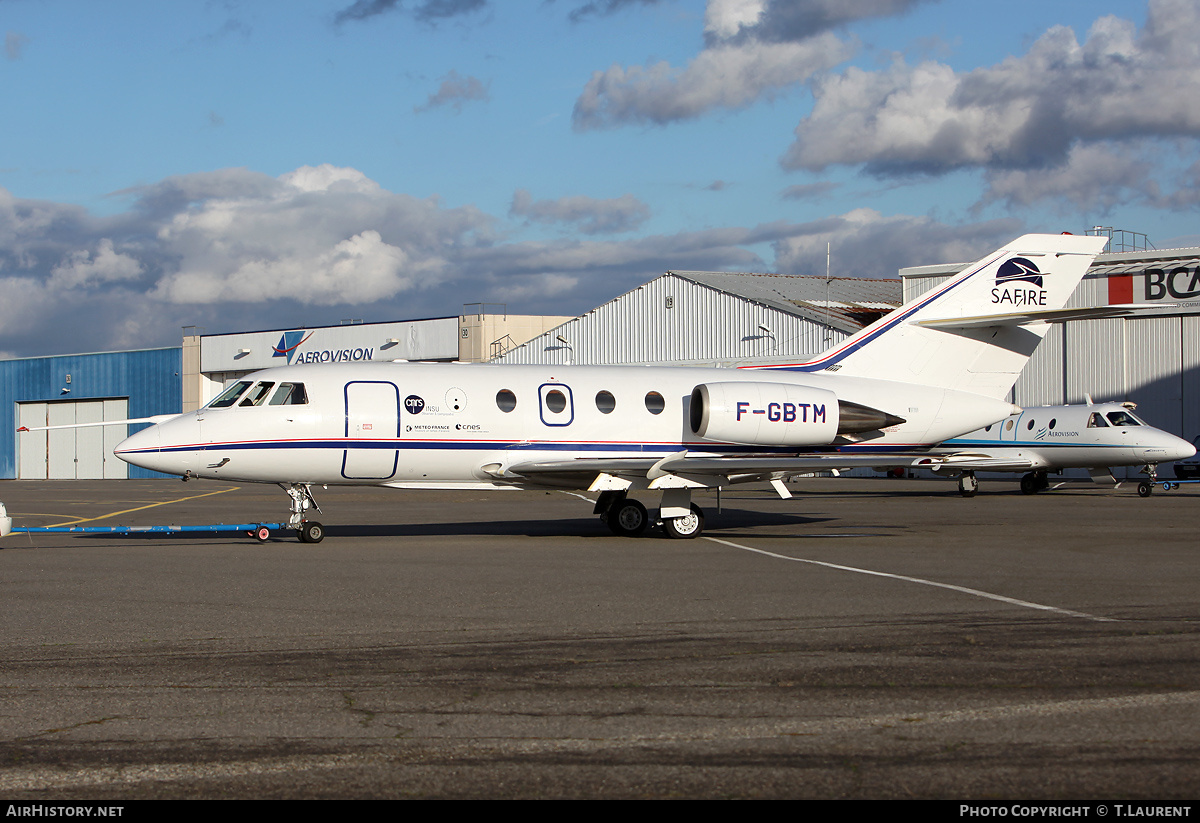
left=497, top=274, right=848, bottom=365
left=1, top=348, right=182, bottom=479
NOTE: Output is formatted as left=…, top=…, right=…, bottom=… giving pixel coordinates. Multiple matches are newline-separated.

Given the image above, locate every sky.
left=2, top=0, right=1199, bottom=358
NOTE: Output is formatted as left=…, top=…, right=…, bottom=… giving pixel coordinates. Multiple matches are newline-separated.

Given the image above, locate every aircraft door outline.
left=342, top=380, right=400, bottom=480
left=538, top=383, right=574, bottom=427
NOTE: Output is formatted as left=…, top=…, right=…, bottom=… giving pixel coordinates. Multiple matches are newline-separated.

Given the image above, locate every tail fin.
left=751, top=234, right=1107, bottom=399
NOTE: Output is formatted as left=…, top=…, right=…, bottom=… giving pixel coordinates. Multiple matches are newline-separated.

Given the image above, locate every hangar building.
left=494, top=270, right=901, bottom=366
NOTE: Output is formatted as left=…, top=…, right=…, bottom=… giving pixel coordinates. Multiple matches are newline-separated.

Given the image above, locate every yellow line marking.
left=44, top=488, right=238, bottom=528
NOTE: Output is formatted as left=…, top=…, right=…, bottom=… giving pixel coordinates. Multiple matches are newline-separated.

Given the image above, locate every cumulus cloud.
left=0, top=164, right=1028, bottom=359
left=571, top=0, right=933, bottom=129
left=574, top=34, right=849, bottom=130
left=414, top=70, right=490, bottom=113
left=769, top=208, right=1023, bottom=278
left=509, top=189, right=651, bottom=234
left=50, top=239, right=144, bottom=289
left=783, top=0, right=1200, bottom=178
left=975, top=144, right=1159, bottom=215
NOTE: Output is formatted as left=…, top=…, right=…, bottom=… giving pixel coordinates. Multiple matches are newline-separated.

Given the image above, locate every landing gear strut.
left=282, top=483, right=325, bottom=543
left=1138, top=463, right=1159, bottom=498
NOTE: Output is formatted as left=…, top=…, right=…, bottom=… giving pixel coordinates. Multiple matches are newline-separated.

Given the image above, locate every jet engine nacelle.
left=690, top=382, right=905, bottom=447
left=690, top=382, right=839, bottom=446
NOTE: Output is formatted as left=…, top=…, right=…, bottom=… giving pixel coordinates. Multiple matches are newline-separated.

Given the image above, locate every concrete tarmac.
left=1, top=476, right=1198, bottom=799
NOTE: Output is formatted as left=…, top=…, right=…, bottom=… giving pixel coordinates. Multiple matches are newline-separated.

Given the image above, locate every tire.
left=1137, top=482, right=1152, bottom=498
left=958, top=474, right=978, bottom=497
left=1020, top=473, right=1039, bottom=495
left=253, top=526, right=270, bottom=542
left=607, top=500, right=648, bottom=537
left=662, top=504, right=704, bottom=539
left=299, top=521, right=325, bottom=543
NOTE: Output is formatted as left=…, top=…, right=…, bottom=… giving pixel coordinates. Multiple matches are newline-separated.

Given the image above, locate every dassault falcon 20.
left=68, top=234, right=1119, bottom=542
left=928, top=399, right=1195, bottom=497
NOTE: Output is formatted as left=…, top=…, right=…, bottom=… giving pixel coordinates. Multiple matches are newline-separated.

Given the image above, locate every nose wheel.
left=298, top=520, right=325, bottom=543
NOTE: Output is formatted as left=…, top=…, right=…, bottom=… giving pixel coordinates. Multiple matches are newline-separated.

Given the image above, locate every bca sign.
left=1109, top=266, right=1200, bottom=303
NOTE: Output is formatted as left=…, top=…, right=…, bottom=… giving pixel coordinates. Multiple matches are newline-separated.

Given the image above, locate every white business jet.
left=928, top=400, right=1195, bottom=497
left=26, top=234, right=1114, bottom=543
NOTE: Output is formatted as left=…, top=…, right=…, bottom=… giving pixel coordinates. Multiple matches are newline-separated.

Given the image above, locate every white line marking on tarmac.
left=702, top=535, right=1119, bottom=623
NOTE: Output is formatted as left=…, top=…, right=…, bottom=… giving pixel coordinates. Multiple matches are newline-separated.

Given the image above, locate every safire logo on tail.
left=991, top=256, right=1047, bottom=306
left=273, top=331, right=313, bottom=365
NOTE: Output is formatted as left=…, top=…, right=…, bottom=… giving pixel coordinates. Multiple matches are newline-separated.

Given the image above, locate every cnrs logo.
left=991, top=256, right=1047, bottom=306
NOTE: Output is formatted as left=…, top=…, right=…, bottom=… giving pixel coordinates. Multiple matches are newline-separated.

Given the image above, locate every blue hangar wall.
left=1, top=348, right=182, bottom=479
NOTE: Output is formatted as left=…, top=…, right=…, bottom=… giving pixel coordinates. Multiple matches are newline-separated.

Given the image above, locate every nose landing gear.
left=282, top=483, right=325, bottom=543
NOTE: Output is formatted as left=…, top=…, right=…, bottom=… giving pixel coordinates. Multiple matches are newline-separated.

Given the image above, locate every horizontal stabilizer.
left=917, top=303, right=1173, bottom=331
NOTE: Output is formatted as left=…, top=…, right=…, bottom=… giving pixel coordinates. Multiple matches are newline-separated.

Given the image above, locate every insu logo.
left=991, top=257, right=1047, bottom=306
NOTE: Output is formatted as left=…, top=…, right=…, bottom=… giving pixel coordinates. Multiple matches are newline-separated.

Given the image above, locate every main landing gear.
left=282, top=483, right=325, bottom=543
left=595, top=490, right=706, bottom=539
left=957, top=472, right=979, bottom=497
left=1020, top=471, right=1050, bottom=495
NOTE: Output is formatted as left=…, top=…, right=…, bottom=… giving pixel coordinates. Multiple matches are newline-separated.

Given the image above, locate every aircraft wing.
left=924, top=452, right=1039, bottom=472
left=501, top=450, right=946, bottom=487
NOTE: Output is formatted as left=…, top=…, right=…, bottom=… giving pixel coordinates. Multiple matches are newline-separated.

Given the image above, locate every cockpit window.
left=208, top=381, right=253, bottom=409
left=268, top=382, right=308, bottom=406
left=1087, top=412, right=1109, bottom=428
left=1106, top=410, right=1141, bottom=427
left=239, top=382, right=275, bottom=407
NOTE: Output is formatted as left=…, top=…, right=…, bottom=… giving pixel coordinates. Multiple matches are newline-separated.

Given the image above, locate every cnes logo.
left=991, top=256, right=1047, bottom=307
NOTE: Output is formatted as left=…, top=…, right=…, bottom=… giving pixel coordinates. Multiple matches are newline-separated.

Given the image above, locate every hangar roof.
left=668, top=271, right=901, bottom=335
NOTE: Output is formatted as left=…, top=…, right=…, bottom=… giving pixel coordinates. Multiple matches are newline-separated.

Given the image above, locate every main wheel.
left=662, top=504, right=704, bottom=539
left=299, top=520, right=325, bottom=543
left=958, top=474, right=978, bottom=497
left=1020, top=473, right=1040, bottom=495
left=607, top=499, right=649, bottom=536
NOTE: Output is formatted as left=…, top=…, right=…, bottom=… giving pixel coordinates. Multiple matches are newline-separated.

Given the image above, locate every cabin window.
left=1049, top=419, right=1057, bottom=429
left=1004, top=419, right=1013, bottom=431
left=1027, top=419, right=1035, bottom=430
left=595, top=390, right=616, bottom=414
left=496, top=389, right=517, bottom=412
left=545, top=390, right=567, bottom=414
left=208, top=381, right=253, bottom=409
left=269, top=383, right=308, bottom=406
left=240, top=382, right=275, bottom=407
left=645, top=391, right=665, bottom=415
left=984, top=424, right=992, bottom=432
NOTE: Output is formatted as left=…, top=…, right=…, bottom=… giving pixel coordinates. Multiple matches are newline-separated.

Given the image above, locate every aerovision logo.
left=991, top=256, right=1047, bottom=307
left=272, top=330, right=375, bottom=365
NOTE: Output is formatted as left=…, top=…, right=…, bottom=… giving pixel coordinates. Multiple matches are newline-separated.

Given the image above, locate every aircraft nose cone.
left=114, top=423, right=163, bottom=472
left=1137, top=432, right=1197, bottom=464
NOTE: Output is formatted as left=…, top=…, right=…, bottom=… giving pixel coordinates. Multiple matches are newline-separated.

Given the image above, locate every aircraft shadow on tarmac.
left=17, top=506, right=838, bottom=543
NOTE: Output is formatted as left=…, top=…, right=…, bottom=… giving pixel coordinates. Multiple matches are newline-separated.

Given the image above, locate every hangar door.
left=18, top=399, right=129, bottom=479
